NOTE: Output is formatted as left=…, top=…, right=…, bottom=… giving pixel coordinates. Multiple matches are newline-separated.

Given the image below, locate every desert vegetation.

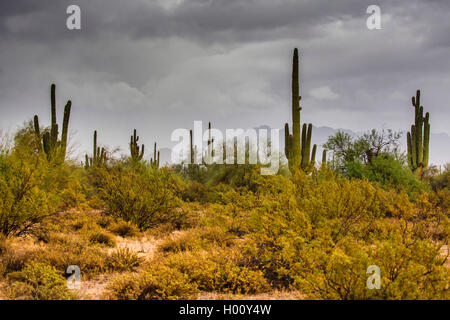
left=0, top=49, right=448, bottom=300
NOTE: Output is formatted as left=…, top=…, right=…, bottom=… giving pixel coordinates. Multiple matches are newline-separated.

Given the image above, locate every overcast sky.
left=0, top=0, right=449, bottom=161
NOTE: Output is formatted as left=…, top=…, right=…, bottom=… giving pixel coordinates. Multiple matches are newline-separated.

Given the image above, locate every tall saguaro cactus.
left=85, top=130, right=107, bottom=169
left=189, top=129, right=195, bottom=165
left=407, top=90, right=430, bottom=178
left=322, top=149, right=327, bottom=167
left=150, top=142, right=160, bottom=169
left=284, top=48, right=317, bottom=172
left=33, top=83, right=72, bottom=162
left=130, top=129, right=145, bottom=162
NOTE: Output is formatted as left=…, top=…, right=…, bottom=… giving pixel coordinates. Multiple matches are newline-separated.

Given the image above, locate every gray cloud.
left=0, top=0, right=448, bottom=165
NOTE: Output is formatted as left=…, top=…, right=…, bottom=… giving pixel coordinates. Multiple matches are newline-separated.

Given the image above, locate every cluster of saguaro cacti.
left=407, top=90, right=430, bottom=178
left=188, top=122, right=218, bottom=166
left=33, top=84, right=72, bottom=161
left=130, top=129, right=145, bottom=162
left=85, top=131, right=107, bottom=169
left=284, top=48, right=317, bottom=172
left=150, top=142, right=160, bottom=169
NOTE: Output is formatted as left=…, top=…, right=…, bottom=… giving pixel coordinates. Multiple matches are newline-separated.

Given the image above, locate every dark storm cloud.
left=0, top=0, right=378, bottom=42
left=0, top=0, right=449, bottom=165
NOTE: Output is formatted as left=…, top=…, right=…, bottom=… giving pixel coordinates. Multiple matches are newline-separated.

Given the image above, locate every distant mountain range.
left=158, top=126, right=450, bottom=167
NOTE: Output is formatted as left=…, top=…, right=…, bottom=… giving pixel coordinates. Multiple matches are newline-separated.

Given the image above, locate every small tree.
left=0, top=143, right=53, bottom=237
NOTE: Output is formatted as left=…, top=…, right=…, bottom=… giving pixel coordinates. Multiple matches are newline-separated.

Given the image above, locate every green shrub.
left=0, top=241, right=38, bottom=276
left=7, top=262, right=77, bottom=300
left=345, top=155, right=425, bottom=196
left=95, top=164, right=182, bottom=230
left=159, top=226, right=234, bottom=253
left=0, top=152, right=53, bottom=237
left=164, top=249, right=269, bottom=294
left=108, top=265, right=198, bottom=300
left=30, top=234, right=108, bottom=277
left=109, top=220, right=139, bottom=238
left=88, top=229, right=116, bottom=247
left=106, top=248, right=142, bottom=272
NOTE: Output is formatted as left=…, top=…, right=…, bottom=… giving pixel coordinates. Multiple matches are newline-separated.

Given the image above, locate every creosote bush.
left=7, top=263, right=77, bottom=300
left=94, top=164, right=182, bottom=230
left=107, top=264, right=199, bottom=300
left=106, top=248, right=143, bottom=272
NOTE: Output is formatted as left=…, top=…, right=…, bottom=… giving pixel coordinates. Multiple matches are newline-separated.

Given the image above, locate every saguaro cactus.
left=85, top=130, right=107, bottom=169
left=322, top=149, right=327, bottom=167
left=130, top=129, right=144, bottom=162
left=207, top=122, right=215, bottom=160
left=150, top=142, right=160, bottom=169
left=284, top=48, right=317, bottom=172
left=33, top=83, right=72, bottom=162
left=407, top=90, right=430, bottom=178
left=189, top=129, right=195, bottom=165
left=203, top=122, right=215, bottom=165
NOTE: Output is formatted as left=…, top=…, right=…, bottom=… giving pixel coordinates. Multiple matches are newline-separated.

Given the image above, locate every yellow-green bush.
left=107, top=264, right=198, bottom=300
left=106, top=248, right=142, bottom=272
left=94, top=164, right=182, bottom=230
left=30, top=234, right=108, bottom=277
left=108, top=220, right=139, bottom=238
left=0, top=152, right=54, bottom=237
left=158, top=226, right=234, bottom=253
left=7, top=262, right=77, bottom=300
left=163, top=248, right=269, bottom=294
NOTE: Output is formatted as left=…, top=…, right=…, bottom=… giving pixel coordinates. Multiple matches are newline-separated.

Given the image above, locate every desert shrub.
left=42, top=164, right=91, bottom=211
left=158, top=226, right=234, bottom=253
left=96, top=214, right=115, bottom=229
left=292, top=238, right=373, bottom=299
left=245, top=195, right=311, bottom=286
left=0, top=151, right=53, bottom=237
left=87, top=229, right=116, bottom=247
left=29, top=234, right=108, bottom=277
left=292, top=169, right=389, bottom=237
left=197, top=190, right=261, bottom=239
left=204, top=163, right=263, bottom=193
left=163, top=248, right=269, bottom=294
left=107, top=264, right=198, bottom=300
left=429, top=163, right=450, bottom=191
left=371, top=236, right=449, bottom=299
left=293, top=235, right=449, bottom=300
left=345, top=155, right=425, bottom=196
left=109, top=220, right=139, bottom=238
left=428, top=163, right=450, bottom=210
left=71, top=216, right=90, bottom=231
left=94, top=164, right=182, bottom=230
left=181, top=180, right=209, bottom=203
left=0, top=240, right=40, bottom=276
left=7, top=262, right=77, bottom=300
left=106, top=248, right=142, bottom=272
left=0, top=235, right=6, bottom=255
